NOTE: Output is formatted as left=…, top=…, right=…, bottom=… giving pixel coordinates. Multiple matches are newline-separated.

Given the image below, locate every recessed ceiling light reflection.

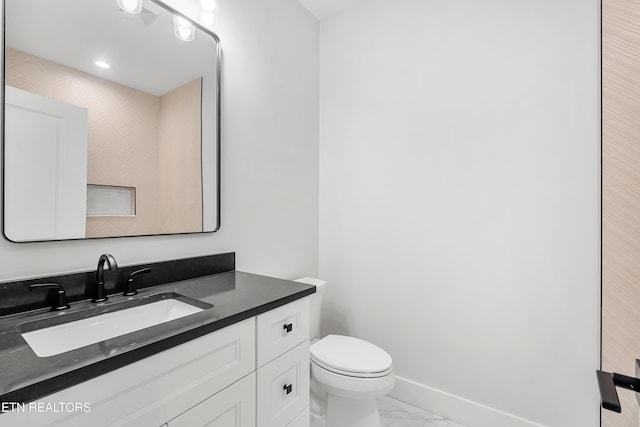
left=94, top=60, right=111, bottom=69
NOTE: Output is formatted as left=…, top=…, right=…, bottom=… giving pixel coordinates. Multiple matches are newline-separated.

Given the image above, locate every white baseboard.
left=388, top=376, right=547, bottom=427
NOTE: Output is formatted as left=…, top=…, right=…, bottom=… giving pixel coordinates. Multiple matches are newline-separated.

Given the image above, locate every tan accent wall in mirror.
left=159, top=79, right=203, bottom=234
left=5, top=48, right=203, bottom=238
left=602, top=0, right=640, bottom=425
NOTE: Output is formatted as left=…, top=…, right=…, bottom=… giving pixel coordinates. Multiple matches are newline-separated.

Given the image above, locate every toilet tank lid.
left=294, top=277, right=326, bottom=289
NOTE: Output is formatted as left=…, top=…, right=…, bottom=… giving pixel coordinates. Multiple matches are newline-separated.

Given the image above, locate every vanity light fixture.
left=173, top=15, right=195, bottom=41
left=117, top=0, right=143, bottom=14
left=198, top=11, right=215, bottom=26
left=94, top=60, right=111, bottom=69
left=200, top=0, right=216, bottom=11
left=198, top=0, right=217, bottom=26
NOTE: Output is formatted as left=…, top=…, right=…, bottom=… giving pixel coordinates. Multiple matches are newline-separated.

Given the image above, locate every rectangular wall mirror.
left=2, top=0, right=220, bottom=242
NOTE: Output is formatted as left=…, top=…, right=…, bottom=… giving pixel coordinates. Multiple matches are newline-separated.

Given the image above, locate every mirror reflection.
left=3, top=0, right=220, bottom=242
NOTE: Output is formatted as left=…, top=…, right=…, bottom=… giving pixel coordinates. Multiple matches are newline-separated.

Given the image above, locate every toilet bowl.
left=294, top=278, right=395, bottom=427
left=311, top=334, right=395, bottom=427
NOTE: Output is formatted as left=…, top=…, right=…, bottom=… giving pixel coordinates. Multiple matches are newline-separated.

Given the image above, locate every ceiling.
left=296, top=0, right=359, bottom=20
left=6, top=0, right=217, bottom=96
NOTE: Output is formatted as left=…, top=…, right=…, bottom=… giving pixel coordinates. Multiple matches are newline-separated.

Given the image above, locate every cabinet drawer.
left=257, top=341, right=310, bottom=427
left=167, top=373, right=256, bottom=427
left=286, top=408, right=309, bottom=427
left=256, top=298, right=309, bottom=367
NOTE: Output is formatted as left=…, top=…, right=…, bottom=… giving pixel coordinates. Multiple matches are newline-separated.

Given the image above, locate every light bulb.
left=173, top=16, right=195, bottom=41
left=199, top=0, right=216, bottom=12
left=117, top=0, right=142, bottom=14
left=198, top=11, right=215, bottom=26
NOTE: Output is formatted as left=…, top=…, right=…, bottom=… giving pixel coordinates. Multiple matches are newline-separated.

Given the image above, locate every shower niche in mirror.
left=2, top=0, right=220, bottom=242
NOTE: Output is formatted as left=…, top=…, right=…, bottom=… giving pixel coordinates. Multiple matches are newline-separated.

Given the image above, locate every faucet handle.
left=123, top=268, right=151, bottom=296
left=29, top=283, right=70, bottom=311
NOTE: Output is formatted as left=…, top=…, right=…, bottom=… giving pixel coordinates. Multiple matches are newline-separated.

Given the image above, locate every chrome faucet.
left=92, top=254, right=118, bottom=303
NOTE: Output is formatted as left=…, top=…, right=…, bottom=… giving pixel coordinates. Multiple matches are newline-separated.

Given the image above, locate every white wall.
left=319, top=1, right=600, bottom=426
left=0, top=0, right=319, bottom=281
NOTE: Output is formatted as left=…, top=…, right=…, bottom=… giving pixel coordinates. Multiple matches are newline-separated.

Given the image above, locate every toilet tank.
left=294, top=277, right=326, bottom=340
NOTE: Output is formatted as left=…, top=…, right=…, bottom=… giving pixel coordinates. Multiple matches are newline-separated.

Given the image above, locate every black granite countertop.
left=0, top=270, right=315, bottom=405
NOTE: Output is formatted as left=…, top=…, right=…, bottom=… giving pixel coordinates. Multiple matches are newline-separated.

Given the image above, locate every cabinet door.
left=257, top=341, right=310, bottom=427
left=167, top=373, right=256, bottom=427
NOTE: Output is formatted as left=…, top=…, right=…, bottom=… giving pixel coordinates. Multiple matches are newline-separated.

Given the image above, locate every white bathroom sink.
left=20, top=298, right=204, bottom=357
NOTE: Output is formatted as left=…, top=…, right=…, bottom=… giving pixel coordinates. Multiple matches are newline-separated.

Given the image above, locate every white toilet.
left=295, top=278, right=395, bottom=427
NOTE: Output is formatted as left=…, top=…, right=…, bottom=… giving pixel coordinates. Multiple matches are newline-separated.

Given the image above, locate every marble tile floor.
left=310, top=393, right=467, bottom=427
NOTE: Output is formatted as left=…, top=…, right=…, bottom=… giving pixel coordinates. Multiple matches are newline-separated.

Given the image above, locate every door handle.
left=596, top=370, right=640, bottom=413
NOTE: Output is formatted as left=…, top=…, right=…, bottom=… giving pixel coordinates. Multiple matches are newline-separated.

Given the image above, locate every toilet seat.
left=311, top=360, right=395, bottom=399
left=310, top=335, right=393, bottom=378
left=311, top=357, right=393, bottom=378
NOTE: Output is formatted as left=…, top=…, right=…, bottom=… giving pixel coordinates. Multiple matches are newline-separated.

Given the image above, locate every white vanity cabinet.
left=1, top=297, right=311, bottom=427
